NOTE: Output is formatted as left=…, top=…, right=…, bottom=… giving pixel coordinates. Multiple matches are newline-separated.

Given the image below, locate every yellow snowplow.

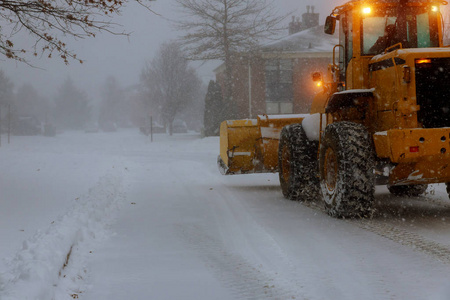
left=218, top=114, right=307, bottom=175
left=219, top=0, right=450, bottom=219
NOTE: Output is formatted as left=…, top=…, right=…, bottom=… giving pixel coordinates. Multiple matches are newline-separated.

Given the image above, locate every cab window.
left=361, top=6, right=439, bottom=55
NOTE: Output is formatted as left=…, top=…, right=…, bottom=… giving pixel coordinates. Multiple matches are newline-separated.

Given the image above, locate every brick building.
left=214, top=8, right=338, bottom=119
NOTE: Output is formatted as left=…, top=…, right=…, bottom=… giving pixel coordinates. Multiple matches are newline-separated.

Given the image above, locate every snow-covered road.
left=1, top=130, right=450, bottom=299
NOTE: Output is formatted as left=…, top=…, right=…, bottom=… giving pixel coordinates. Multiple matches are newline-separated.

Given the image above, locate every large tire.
left=319, top=122, right=375, bottom=218
left=388, top=184, right=427, bottom=197
left=278, top=124, right=319, bottom=201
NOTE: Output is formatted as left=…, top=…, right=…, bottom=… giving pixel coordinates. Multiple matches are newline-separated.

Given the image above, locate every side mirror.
left=324, top=16, right=336, bottom=35
left=312, top=72, right=322, bottom=82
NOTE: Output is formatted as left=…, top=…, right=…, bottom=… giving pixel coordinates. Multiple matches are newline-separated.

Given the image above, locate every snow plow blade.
left=218, top=115, right=306, bottom=175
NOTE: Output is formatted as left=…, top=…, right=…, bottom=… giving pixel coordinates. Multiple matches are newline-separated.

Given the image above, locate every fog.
left=0, top=0, right=345, bottom=101
left=4, top=1, right=450, bottom=298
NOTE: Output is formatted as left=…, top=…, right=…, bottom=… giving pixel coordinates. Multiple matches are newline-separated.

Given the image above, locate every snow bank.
left=0, top=173, right=126, bottom=300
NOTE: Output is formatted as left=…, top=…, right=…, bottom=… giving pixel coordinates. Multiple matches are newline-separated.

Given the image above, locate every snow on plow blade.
left=218, top=115, right=306, bottom=175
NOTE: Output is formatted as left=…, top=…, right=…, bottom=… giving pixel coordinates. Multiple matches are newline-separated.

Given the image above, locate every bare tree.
left=0, top=0, right=155, bottom=63
left=174, top=0, right=287, bottom=119
left=140, top=41, right=202, bottom=135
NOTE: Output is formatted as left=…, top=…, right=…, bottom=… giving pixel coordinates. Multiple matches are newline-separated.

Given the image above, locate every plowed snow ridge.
left=0, top=173, right=125, bottom=300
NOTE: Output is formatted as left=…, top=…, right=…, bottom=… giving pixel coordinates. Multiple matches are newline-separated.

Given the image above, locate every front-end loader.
left=219, top=0, right=450, bottom=218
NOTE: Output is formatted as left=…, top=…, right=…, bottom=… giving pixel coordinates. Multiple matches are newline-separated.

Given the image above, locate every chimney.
left=302, top=5, right=319, bottom=30
left=289, top=15, right=302, bottom=35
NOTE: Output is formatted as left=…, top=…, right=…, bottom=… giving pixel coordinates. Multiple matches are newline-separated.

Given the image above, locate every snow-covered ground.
left=1, top=129, right=450, bottom=300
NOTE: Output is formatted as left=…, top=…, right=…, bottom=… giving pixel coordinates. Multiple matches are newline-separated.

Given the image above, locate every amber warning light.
left=362, top=7, right=371, bottom=14
left=416, top=58, right=432, bottom=64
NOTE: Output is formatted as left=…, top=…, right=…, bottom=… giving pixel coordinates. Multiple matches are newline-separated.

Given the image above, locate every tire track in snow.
left=301, top=199, right=450, bottom=265
left=176, top=224, right=305, bottom=300
left=168, top=161, right=309, bottom=300
left=355, top=220, right=450, bottom=264
left=286, top=201, right=398, bottom=300
left=354, top=195, right=450, bottom=264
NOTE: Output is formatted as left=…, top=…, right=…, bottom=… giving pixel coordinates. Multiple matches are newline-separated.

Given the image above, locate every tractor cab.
left=319, top=0, right=450, bottom=133
left=324, top=0, right=444, bottom=91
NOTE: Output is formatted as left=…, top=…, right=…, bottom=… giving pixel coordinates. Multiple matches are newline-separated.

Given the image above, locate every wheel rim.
left=324, top=147, right=338, bottom=194
left=281, top=144, right=290, bottom=183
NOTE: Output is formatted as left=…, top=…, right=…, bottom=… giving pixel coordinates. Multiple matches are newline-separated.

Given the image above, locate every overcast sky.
left=0, top=0, right=348, bottom=101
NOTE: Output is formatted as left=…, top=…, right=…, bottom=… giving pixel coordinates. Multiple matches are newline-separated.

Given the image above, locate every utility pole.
left=150, top=116, right=153, bottom=142
left=248, top=59, right=252, bottom=118
left=0, top=107, right=2, bottom=147
left=8, top=104, right=10, bottom=144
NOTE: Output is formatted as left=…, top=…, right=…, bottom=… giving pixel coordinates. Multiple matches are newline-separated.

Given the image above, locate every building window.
left=266, top=102, right=293, bottom=114
left=265, top=59, right=293, bottom=114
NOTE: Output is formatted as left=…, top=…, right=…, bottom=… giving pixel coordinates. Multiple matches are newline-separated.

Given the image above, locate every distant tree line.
left=0, top=0, right=293, bottom=138
left=0, top=50, right=208, bottom=137
left=0, top=70, right=148, bottom=136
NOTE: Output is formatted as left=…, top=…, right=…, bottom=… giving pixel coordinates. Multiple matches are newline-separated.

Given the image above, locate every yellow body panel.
left=374, top=128, right=450, bottom=163
left=390, top=159, right=450, bottom=185
left=374, top=128, right=450, bottom=184
left=219, top=119, right=259, bottom=174
left=219, top=115, right=305, bottom=175
left=310, top=90, right=329, bottom=114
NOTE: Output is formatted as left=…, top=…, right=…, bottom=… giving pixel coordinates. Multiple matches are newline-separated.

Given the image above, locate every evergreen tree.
left=54, top=77, right=91, bottom=130
left=204, top=80, right=224, bottom=136
left=0, top=70, right=14, bottom=108
left=0, top=70, right=14, bottom=134
left=15, top=83, right=49, bottom=121
left=99, top=76, right=124, bottom=129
